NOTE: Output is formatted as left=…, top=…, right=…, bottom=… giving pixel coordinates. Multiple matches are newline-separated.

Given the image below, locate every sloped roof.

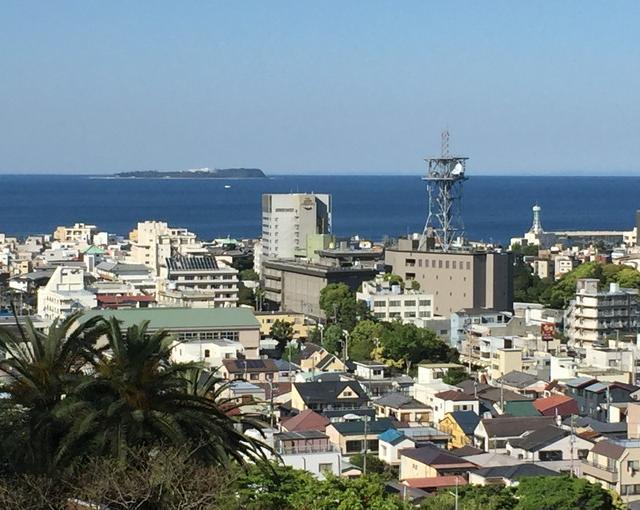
left=374, top=392, right=427, bottom=409
left=379, top=428, right=412, bottom=446
left=435, top=390, right=477, bottom=402
left=499, top=371, right=541, bottom=389
left=508, top=426, right=569, bottom=451
left=293, top=381, right=369, bottom=405
left=477, top=387, right=531, bottom=404
left=330, top=418, right=397, bottom=436
left=473, top=463, right=560, bottom=480
left=590, top=439, right=626, bottom=460
left=401, top=445, right=477, bottom=467
left=565, top=376, right=597, bottom=389
left=533, top=395, right=579, bottom=416
left=449, top=410, right=480, bottom=435
left=222, top=358, right=278, bottom=374
left=403, top=475, right=467, bottom=489
left=503, top=400, right=540, bottom=417
left=450, top=445, right=484, bottom=457
left=281, top=409, right=330, bottom=432
left=480, top=415, right=555, bottom=438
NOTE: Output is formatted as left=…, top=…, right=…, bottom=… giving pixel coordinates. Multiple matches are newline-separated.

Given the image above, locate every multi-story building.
left=53, top=223, right=97, bottom=246
left=254, top=311, right=309, bottom=339
left=36, top=266, right=97, bottom=322
left=356, top=276, right=435, bottom=325
left=384, top=237, right=513, bottom=316
left=262, top=259, right=376, bottom=317
left=95, top=261, right=156, bottom=293
left=81, top=307, right=261, bottom=358
left=261, top=193, right=331, bottom=260
left=157, top=255, right=239, bottom=308
left=129, top=221, right=204, bottom=276
left=565, top=279, right=640, bottom=346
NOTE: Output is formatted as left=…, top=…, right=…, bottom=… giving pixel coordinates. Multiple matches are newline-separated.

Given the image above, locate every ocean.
left=0, top=174, right=638, bottom=245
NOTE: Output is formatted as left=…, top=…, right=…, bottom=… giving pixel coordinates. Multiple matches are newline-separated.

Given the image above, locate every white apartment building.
left=129, top=221, right=204, bottom=275
left=553, top=255, right=575, bottom=280
left=261, top=193, right=331, bottom=260
left=566, top=279, right=640, bottom=346
left=171, top=337, right=244, bottom=367
left=157, top=255, right=239, bottom=308
left=357, top=277, right=434, bottom=325
left=53, top=223, right=97, bottom=246
left=37, top=266, right=97, bottom=322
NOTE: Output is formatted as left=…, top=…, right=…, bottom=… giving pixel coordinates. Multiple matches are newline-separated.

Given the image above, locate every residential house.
left=172, top=337, right=244, bottom=367
left=497, top=371, right=548, bottom=398
left=564, top=378, right=639, bottom=421
left=474, top=416, right=556, bottom=453
left=373, top=392, right=431, bottom=425
left=431, top=390, right=479, bottom=424
left=290, top=381, right=369, bottom=413
left=439, top=410, right=480, bottom=448
left=325, top=417, right=396, bottom=455
left=468, top=464, right=561, bottom=486
left=399, top=444, right=477, bottom=480
left=274, top=430, right=342, bottom=479
left=219, top=358, right=280, bottom=383
left=400, top=476, right=467, bottom=494
left=533, top=394, right=579, bottom=417
left=281, top=409, right=330, bottom=433
left=378, top=429, right=416, bottom=466
left=294, top=343, right=347, bottom=373
left=506, top=425, right=593, bottom=475
left=582, top=438, right=640, bottom=501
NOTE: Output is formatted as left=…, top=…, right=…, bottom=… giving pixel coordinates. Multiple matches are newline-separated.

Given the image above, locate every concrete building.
left=274, top=430, right=343, bottom=479
left=81, top=307, right=261, bottom=358
left=157, top=255, right=239, bottom=308
left=385, top=237, right=513, bottom=316
left=261, top=193, right=331, bottom=260
left=565, top=279, right=640, bottom=346
left=53, top=223, right=97, bottom=246
left=171, top=337, right=244, bottom=368
left=95, top=261, right=156, bottom=294
left=262, top=259, right=376, bottom=317
left=255, top=311, right=309, bottom=339
left=357, top=276, right=435, bottom=325
left=36, top=266, right=97, bottom=322
left=129, top=221, right=203, bottom=276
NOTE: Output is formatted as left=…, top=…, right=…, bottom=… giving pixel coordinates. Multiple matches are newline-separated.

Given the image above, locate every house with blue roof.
left=378, top=428, right=416, bottom=466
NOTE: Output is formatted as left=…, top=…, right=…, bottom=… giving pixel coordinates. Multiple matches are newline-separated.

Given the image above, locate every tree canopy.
left=270, top=319, right=295, bottom=355
left=319, top=283, right=369, bottom=332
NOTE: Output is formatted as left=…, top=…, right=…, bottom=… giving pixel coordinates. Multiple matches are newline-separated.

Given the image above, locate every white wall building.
left=566, top=279, right=640, bottom=346
left=261, top=193, right=331, bottom=260
left=53, top=223, right=97, bottom=246
left=37, top=266, right=97, bottom=322
left=357, top=277, right=434, bottom=325
left=171, top=338, right=244, bottom=368
left=157, top=255, right=239, bottom=308
left=129, top=221, right=204, bottom=276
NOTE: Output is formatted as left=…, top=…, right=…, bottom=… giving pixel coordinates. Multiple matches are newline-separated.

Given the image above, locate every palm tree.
left=57, top=317, right=271, bottom=466
left=0, top=312, right=106, bottom=472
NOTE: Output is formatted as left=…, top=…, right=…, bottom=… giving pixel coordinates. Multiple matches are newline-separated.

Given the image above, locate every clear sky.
left=1, top=1, right=639, bottom=175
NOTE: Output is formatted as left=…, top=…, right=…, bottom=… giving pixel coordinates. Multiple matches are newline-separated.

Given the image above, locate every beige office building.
left=384, top=238, right=513, bottom=315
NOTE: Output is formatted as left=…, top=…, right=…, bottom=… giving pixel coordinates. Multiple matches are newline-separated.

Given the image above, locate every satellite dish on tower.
left=452, top=162, right=464, bottom=176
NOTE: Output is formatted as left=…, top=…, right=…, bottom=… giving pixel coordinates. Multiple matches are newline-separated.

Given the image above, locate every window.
left=346, top=440, right=361, bottom=453
left=419, top=300, right=431, bottom=306
left=389, top=300, right=401, bottom=307
left=249, top=373, right=259, bottom=381
left=204, top=349, right=210, bottom=358
left=578, top=449, right=589, bottom=460
left=319, top=463, right=333, bottom=474
left=629, top=460, right=640, bottom=471
left=540, top=450, right=562, bottom=461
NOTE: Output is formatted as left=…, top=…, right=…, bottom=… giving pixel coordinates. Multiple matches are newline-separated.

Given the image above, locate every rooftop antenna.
left=419, top=131, right=469, bottom=252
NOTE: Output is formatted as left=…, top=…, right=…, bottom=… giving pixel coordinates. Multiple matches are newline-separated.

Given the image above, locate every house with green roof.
left=80, top=307, right=261, bottom=358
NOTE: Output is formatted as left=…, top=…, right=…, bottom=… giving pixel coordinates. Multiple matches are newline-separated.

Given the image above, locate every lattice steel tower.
left=419, top=131, right=469, bottom=251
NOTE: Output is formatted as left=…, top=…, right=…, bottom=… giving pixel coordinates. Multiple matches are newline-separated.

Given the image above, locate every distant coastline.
left=113, top=168, right=266, bottom=179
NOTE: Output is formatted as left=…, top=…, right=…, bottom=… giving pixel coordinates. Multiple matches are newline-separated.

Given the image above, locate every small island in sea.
left=114, top=167, right=266, bottom=179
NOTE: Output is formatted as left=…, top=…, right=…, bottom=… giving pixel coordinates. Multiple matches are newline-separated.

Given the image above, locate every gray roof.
left=590, top=439, right=626, bottom=460
left=473, top=464, right=560, bottom=480
left=274, top=430, right=328, bottom=441
left=566, top=416, right=628, bottom=434
left=293, top=381, right=369, bottom=406
left=374, top=392, right=427, bottom=410
left=508, top=426, right=569, bottom=451
left=96, top=261, right=151, bottom=275
left=330, top=418, right=397, bottom=436
left=498, top=371, right=541, bottom=389
left=480, top=416, right=555, bottom=438
left=401, top=444, right=477, bottom=466
left=166, top=255, right=220, bottom=271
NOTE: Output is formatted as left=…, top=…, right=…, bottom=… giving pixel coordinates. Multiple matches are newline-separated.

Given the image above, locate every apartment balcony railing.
left=582, top=461, right=619, bottom=483
left=276, top=444, right=339, bottom=455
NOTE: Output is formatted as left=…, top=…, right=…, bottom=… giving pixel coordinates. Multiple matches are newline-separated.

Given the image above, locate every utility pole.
left=569, top=414, right=576, bottom=477
left=363, top=415, right=368, bottom=475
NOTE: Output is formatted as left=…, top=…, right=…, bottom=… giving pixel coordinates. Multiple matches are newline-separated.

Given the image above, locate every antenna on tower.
left=418, top=131, right=469, bottom=252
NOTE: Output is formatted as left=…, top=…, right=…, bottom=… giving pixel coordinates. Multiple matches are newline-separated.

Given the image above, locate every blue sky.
left=0, top=1, right=639, bottom=175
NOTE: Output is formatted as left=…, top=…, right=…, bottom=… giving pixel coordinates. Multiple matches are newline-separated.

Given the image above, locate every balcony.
left=582, top=461, right=619, bottom=483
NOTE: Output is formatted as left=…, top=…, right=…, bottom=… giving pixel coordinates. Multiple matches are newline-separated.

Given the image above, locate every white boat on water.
left=224, top=184, right=232, bottom=189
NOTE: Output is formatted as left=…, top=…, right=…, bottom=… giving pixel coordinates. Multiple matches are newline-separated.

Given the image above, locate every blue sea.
left=0, top=175, right=638, bottom=245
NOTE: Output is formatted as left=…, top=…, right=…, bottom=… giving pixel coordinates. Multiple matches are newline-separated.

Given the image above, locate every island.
left=114, top=168, right=266, bottom=179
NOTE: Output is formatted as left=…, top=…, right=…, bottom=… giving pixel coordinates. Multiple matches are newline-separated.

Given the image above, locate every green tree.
left=270, top=319, right=295, bottom=355
left=378, top=322, right=457, bottom=371
left=348, top=452, right=388, bottom=475
left=421, top=484, right=516, bottom=510
left=383, top=273, right=404, bottom=288
left=614, top=267, right=640, bottom=288
left=57, top=318, right=270, bottom=467
left=322, top=324, right=343, bottom=355
left=239, top=269, right=259, bottom=281
left=515, top=476, right=613, bottom=510
left=238, top=282, right=256, bottom=307
left=319, top=283, right=369, bottom=332
left=0, top=313, right=106, bottom=473
left=349, top=320, right=384, bottom=361
left=442, top=367, right=470, bottom=385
